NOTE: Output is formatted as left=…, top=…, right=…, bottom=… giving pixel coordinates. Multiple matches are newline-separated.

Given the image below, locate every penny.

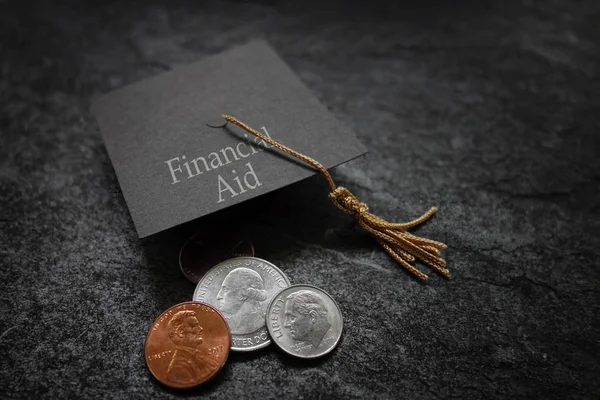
left=179, top=231, right=254, bottom=284
left=266, top=284, right=343, bottom=359
left=193, top=257, right=291, bottom=351
left=144, top=302, right=231, bottom=389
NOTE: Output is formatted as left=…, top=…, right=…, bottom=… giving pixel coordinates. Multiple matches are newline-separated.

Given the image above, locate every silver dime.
left=266, top=284, right=343, bottom=359
left=193, top=257, right=291, bottom=351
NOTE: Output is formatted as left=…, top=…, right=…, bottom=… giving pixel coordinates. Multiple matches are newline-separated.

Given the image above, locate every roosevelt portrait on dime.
left=283, top=290, right=332, bottom=348
left=166, top=310, right=220, bottom=385
left=216, top=267, right=268, bottom=334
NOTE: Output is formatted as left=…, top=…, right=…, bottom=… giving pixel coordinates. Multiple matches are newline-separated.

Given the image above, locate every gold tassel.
left=221, top=115, right=448, bottom=281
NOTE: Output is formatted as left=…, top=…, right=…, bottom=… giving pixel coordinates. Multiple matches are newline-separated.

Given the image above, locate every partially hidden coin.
left=179, top=232, right=254, bottom=284
left=193, top=257, right=291, bottom=352
left=145, top=301, right=231, bottom=389
left=266, top=284, right=343, bottom=359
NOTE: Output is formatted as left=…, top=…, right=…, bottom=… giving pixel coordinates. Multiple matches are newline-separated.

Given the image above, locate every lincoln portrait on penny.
left=283, top=290, right=332, bottom=348
left=216, top=267, right=268, bottom=334
left=166, top=310, right=219, bottom=385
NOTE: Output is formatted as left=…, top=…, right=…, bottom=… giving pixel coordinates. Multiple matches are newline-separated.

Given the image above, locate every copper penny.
left=179, top=231, right=254, bottom=284
left=145, top=302, right=231, bottom=389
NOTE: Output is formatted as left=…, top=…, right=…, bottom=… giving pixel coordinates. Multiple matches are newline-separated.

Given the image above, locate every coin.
left=266, top=284, right=343, bottom=359
left=193, top=257, right=291, bottom=351
left=179, top=231, right=254, bottom=284
left=144, top=302, right=231, bottom=389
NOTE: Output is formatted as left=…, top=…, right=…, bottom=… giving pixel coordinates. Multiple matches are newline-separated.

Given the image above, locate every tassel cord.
left=221, top=114, right=448, bottom=281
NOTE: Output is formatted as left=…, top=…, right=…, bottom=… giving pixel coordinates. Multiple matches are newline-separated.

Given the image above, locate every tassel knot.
left=330, top=187, right=369, bottom=217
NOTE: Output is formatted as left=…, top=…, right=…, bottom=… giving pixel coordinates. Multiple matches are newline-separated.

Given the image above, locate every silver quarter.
left=193, top=257, right=291, bottom=351
left=266, top=284, right=343, bottom=359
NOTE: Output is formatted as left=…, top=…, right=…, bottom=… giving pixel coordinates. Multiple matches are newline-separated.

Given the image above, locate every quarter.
left=193, top=257, right=291, bottom=351
left=266, top=284, right=343, bottom=359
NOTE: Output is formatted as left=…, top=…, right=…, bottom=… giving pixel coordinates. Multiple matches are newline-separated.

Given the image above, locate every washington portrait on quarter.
left=216, top=267, right=267, bottom=334
left=193, top=257, right=291, bottom=351
left=267, top=284, right=343, bottom=359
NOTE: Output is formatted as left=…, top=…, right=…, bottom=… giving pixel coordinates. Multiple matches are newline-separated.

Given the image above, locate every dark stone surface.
left=1, top=1, right=599, bottom=398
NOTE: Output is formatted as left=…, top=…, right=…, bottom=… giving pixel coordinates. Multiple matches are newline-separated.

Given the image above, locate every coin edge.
left=178, top=233, right=255, bottom=284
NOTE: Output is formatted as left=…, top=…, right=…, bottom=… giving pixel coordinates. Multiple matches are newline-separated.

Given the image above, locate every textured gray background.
left=1, top=1, right=599, bottom=399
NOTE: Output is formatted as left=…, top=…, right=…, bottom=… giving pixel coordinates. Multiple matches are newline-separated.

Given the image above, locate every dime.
left=179, top=231, right=254, bottom=284
left=193, top=257, right=291, bottom=351
left=144, top=302, right=231, bottom=389
left=266, top=284, right=343, bottom=359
